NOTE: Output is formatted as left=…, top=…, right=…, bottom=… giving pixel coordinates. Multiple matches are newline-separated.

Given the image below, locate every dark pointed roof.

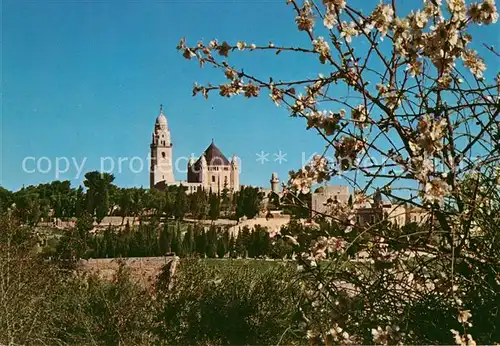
left=202, top=141, right=230, bottom=166
left=187, top=141, right=230, bottom=183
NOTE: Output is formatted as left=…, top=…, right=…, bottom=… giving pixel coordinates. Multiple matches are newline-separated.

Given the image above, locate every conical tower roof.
left=201, top=140, right=230, bottom=166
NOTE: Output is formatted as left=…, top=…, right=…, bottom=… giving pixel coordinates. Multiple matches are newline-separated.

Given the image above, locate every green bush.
left=51, top=264, right=154, bottom=345
left=0, top=214, right=154, bottom=345
left=152, top=259, right=302, bottom=345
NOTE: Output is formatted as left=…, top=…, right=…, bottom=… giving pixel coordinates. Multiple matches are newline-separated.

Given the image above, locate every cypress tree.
left=75, top=186, right=85, bottom=217
left=193, top=225, right=201, bottom=256
left=201, top=229, right=209, bottom=258
left=123, top=220, right=132, bottom=256
left=240, top=227, right=251, bottom=258
left=235, top=188, right=245, bottom=219
left=216, top=237, right=226, bottom=258
left=132, top=226, right=145, bottom=257
left=94, top=236, right=102, bottom=258
left=209, top=191, right=220, bottom=220
left=206, top=225, right=217, bottom=258
left=228, top=232, right=236, bottom=258
left=176, top=228, right=184, bottom=257
left=158, top=223, right=171, bottom=255
left=182, top=224, right=194, bottom=256
left=174, top=185, right=188, bottom=220
left=171, top=227, right=180, bottom=255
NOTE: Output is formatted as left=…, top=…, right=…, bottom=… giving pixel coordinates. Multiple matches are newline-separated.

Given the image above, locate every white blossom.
left=423, top=178, right=452, bottom=204
left=323, top=11, right=337, bottom=29
left=340, top=21, right=360, bottom=43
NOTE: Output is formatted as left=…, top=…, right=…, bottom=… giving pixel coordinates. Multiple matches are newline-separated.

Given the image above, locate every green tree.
left=195, top=227, right=207, bottom=257
left=56, top=212, right=94, bottom=261
left=269, top=238, right=293, bottom=259
left=182, top=224, right=195, bottom=256
left=174, top=185, right=188, bottom=220
left=131, top=188, right=146, bottom=220
left=268, top=191, right=281, bottom=211
left=146, top=188, right=166, bottom=217
left=171, top=228, right=181, bottom=255
left=235, top=189, right=245, bottom=219
left=0, top=186, right=13, bottom=212
left=216, top=236, right=226, bottom=258
left=164, top=186, right=177, bottom=218
left=75, top=186, right=85, bottom=217
left=13, top=189, right=42, bottom=226
left=228, top=233, right=236, bottom=258
left=118, top=188, right=134, bottom=224
left=190, top=187, right=208, bottom=219
left=235, top=226, right=251, bottom=258
left=206, top=225, right=217, bottom=258
left=115, top=224, right=131, bottom=257
left=159, top=223, right=173, bottom=255
left=143, top=219, right=160, bottom=256
left=234, top=186, right=264, bottom=219
left=53, top=194, right=63, bottom=218
left=209, top=190, right=221, bottom=220
left=83, top=171, right=115, bottom=223
left=95, top=189, right=110, bottom=224
left=253, top=225, right=271, bottom=257
left=220, top=182, right=231, bottom=216
left=102, top=225, right=116, bottom=258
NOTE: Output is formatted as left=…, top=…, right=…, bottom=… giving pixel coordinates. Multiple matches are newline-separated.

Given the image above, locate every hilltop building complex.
left=149, top=106, right=426, bottom=226
left=150, top=106, right=239, bottom=193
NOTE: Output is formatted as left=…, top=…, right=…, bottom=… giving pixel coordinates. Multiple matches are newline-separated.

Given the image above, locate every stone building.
left=353, top=189, right=429, bottom=226
left=311, top=185, right=350, bottom=216
left=186, top=140, right=240, bottom=193
left=354, top=203, right=429, bottom=227
left=310, top=185, right=428, bottom=226
left=150, top=106, right=240, bottom=193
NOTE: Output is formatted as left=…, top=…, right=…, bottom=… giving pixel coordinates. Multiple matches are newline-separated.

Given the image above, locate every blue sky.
left=2, top=0, right=498, bottom=191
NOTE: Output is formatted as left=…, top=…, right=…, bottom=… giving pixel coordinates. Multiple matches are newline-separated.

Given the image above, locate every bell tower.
left=150, top=105, right=175, bottom=188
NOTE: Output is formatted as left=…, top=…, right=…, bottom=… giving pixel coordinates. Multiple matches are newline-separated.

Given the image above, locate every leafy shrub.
left=51, top=264, right=154, bottom=345
left=0, top=214, right=154, bottom=345
left=152, top=259, right=302, bottom=345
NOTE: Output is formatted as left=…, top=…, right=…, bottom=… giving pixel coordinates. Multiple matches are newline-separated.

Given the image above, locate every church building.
left=187, top=140, right=240, bottom=193
left=150, top=106, right=240, bottom=193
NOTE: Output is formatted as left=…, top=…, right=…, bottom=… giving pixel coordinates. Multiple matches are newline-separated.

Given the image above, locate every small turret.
left=200, top=154, right=208, bottom=185
left=373, top=188, right=382, bottom=208
left=230, top=155, right=240, bottom=192
left=231, top=155, right=239, bottom=167
left=270, top=172, right=280, bottom=194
